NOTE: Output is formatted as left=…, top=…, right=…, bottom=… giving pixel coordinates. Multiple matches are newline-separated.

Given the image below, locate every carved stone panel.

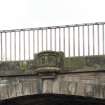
left=34, top=51, right=64, bottom=74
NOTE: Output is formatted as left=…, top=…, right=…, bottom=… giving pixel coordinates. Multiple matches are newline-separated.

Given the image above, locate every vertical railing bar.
left=63, top=28, right=65, bottom=54
left=28, top=31, right=30, bottom=60
left=97, top=25, right=99, bottom=55
left=19, top=31, right=21, bottom=60
left=73, top=27, right=75, bottom=56
left=78, top=26, right=80, bottom=56
left=88, top=25, right=90, bottom=56
left=93, top=25, right=95, bottom=55
left=59, top=28, right=61, bottom=51
left=33, top=30, right=35, bottom=55
left=50, top=29, right=52, bottom=50
left=1, top=32, right=2, bottom=61
left=5, top=32, right=7, bottom=61
left=82, top=26, right=85, bottom=56
left=42, top=29, right=43, bottom=51
left=103, top=24, right=104, bottom=55
left=14, top=32, right=16, bottom=60
left=55, top=29, right=56, bottom=51
left=37, top=30, right=39, bottom=53
left=68, top=27, right=70, bottom=57
left=46, top=29, right=47, bottom=51
left=23, top=31, right=25, bottom=61
left=10, top=32, right=12, bottom=61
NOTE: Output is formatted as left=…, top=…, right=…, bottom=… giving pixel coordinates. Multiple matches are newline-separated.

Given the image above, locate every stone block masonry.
left=0, top=51, right=105, bottom=99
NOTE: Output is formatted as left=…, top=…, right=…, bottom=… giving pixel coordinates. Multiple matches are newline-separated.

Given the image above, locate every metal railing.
left=0, top=22, right=105, bottom=61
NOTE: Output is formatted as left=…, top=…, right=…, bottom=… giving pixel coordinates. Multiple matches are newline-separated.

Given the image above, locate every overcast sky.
left=0, top=0, right=105, bottom=30
left=0, top=0, right=105, bottom=61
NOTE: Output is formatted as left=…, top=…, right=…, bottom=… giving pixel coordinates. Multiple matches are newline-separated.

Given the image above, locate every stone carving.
left=34, top=51, right=64, bottom=74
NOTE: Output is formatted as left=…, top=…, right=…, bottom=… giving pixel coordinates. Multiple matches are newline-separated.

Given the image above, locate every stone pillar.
left=34, top=51, right=64, bottom=93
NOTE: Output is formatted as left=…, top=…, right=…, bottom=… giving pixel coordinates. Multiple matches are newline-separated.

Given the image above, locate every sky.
left=0, top=0, right=105, bottom=30
left=0, top=0, right=105, bottom=61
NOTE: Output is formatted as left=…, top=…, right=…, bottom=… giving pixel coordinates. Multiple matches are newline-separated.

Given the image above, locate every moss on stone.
left=64, top=57, right=86, bottom=69
left=85, top=55, right=105, bottom=69
left=64, top=55, right=105, bottom=70
left=19, top=61, right=28, bottom=71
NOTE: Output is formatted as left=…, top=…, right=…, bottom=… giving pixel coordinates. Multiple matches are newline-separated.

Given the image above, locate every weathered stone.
left=85, top=56, right=105, bottom=69
left=0, top=60, right=34, bottom=76
left=64, top=57, right=86, bottom=69
left=34, top=51, right=64, bottom=74
left=1, top=51, right=105, bottom=99
left=64, top=55, right=105, bottom=71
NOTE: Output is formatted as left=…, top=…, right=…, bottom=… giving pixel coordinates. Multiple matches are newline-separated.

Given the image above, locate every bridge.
left=0, top=22, right=105, bottom=99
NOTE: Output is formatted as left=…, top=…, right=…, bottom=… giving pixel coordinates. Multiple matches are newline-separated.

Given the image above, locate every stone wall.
left=64, top=55, right=105, bottom=71
left=1, top=72, right=105, bottom=99
left=0, top=51, right=105, bottom=99
left=0, top=76, right=38, bottom=100
left=43, top=72, right=105, bottom=98
left=0, top=61, right=34, bottom=76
